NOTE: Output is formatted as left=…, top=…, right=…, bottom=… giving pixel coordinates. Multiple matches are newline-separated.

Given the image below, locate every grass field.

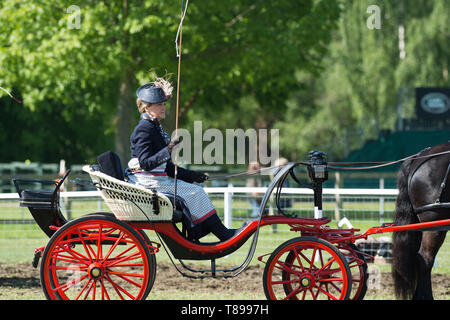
left=0, top=196, right=449, bottom=271
left=0, top=195, right=449, bottom=300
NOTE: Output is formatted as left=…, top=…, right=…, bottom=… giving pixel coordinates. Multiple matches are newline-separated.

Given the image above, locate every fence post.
left=379, top=177, right=384, bottom=223
left=334, top=172, right=342, bottom=222
left=224, top=183, right=233, bottom=229
left=66, top=198, right=72, bottom=221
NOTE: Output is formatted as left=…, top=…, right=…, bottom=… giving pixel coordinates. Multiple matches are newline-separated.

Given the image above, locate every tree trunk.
left=163, top=95, right=177, bottom=135
left=114, top=71, right=134, bottom=165
left=163, top=84, right=199, bottom=136
left=113, top=0, right=133, bottom=166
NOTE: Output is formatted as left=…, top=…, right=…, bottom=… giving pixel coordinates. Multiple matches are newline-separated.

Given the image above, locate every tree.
left=273, top=0, right=450, bottom=161
left=0, top=96, right=113, bottom=163
left=0, top=0, right=341, bottom=164
left=395, top=0, right=449, bottom=104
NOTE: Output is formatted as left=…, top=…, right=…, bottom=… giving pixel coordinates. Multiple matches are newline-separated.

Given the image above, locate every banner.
left=416, top=87, right=450, bottom=119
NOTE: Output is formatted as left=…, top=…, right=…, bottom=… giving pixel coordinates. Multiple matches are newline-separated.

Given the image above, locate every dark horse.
left=392, top=141, right=450, bottom=300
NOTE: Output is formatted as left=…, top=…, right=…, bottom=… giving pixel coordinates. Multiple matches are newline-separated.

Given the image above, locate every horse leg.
left=413, top=230, right=447, bottom=300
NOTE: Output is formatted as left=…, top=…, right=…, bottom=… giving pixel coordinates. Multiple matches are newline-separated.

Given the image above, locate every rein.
left=327, top=149, right=450, bottom=171
left=207, top=164, right=286, bottom=180
left=205, top=149, right=450, bottom=180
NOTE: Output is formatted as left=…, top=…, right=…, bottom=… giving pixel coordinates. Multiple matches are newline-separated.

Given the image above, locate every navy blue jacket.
left=130, top=118, right=197, bottom=183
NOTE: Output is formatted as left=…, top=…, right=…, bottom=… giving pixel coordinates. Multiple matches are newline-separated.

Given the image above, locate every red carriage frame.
left=12, top=152, right=450, bottom=300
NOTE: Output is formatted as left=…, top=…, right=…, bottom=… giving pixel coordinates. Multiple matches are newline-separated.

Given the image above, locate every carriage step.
left=32, top=248, right=44, bottom=268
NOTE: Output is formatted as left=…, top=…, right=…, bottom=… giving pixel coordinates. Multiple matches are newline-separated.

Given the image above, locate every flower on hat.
left=154, top=77, right=173, bottom=99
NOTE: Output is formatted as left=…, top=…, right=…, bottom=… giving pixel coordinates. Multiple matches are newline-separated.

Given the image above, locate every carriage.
left=12, top=150, right=450, bottom=300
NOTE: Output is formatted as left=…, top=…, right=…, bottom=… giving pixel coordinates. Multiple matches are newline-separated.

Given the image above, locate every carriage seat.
left=97, top=150, right=125, bottom=181
left=13, top=170, right=71, bottom=238
left=91, top=151, right=194, bottom=227
left=84, top=152, right=173, bottom=222
left=19, top=189, right=55, bottom=209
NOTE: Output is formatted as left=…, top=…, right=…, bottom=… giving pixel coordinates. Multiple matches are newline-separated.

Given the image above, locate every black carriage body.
left=13, top=171, right=70, bottom=237
left=158, top=230, right=254, bottom=260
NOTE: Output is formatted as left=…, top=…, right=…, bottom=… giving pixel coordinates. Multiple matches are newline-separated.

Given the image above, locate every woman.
left=126, top=79, right=236, bottom=242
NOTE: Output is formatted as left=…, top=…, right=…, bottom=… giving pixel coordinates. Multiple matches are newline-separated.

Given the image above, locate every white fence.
left=0, top=187, right=448, bottom=272
left=0, top=186, right=400, bottom=227
left=203, top=186, right=399, bottom=225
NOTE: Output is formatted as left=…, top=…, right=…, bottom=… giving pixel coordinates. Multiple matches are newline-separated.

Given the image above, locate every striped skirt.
left=125, top=169, right=216, bottom=225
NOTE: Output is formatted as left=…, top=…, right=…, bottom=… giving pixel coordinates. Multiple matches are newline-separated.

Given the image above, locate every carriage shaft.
left=362, top=218, right=450, bottom=237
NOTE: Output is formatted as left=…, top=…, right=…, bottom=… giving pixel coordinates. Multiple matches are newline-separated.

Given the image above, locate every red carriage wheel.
left=263, top=236, right=352, bottom=300
left=338, top=243, right=368, bottom=300
left=84, top=212, right=158, bottom=288
left=40, top=214, right=155, bottom=300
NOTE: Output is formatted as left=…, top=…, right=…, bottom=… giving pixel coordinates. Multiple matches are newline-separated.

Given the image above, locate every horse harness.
left=407, top=142, right=450, bottom=206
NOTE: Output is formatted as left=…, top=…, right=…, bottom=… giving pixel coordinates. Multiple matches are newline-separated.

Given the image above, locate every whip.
left=173, top=0, right=189, bottom=205
left=0, top=86, right=21, bottom=103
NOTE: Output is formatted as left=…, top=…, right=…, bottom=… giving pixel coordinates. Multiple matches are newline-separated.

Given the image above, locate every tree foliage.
left=0, top=0, right=341, bottom=164
left=1, top=1, right=446, bottom=165
left=274, top=0, right=450, bottom=161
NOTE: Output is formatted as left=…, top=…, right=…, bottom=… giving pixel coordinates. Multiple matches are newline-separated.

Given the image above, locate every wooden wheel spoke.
left=100, top=279, right=111, bottom=300
left=42, top=217, right=153, bottom=300
left=75, top=229, right=94, bottom=263
left=74, top=278, right=92, bottom=300
left=103, top=232, right=127, bottom=261
left=52, top=254, right=88, bottom=266
left=109, top=263, right=144, bottom=268
left=274, top=260, right=300, bottom=276
left=54, top=265, right=88, bottom=272
left=104, top=250, right=142, bottom=268
left=316, top=283, right=340, bottom=300
left=271, top=279, right=300, bottom=285
left=52, top=274, right=88, bottom=293
left=318, top=277, right=344, bottom=283
left=104, top=274, right=136, bottom=300
left=96, top=223, right=103, bottom=260
left=54, top=242, right=91, bottom=265
left=83, top=279, right=97, bottom=300
left=110, top=273, right=144, bottom=288
left=297, top=251, right=314, bottom=271
left=316, top=256, right=336, bottom=274
left=283, top=287, right=303, bottom=300
left=293, top=248, right=306, bottom=272
left=107, top=271, right=145, bottom=279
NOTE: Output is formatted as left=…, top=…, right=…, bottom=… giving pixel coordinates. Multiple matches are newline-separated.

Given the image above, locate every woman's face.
left=145, top=102, right=166, bottom=120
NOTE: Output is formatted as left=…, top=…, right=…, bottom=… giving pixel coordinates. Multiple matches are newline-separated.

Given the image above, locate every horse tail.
left=392, top=159, right=421, bottom=299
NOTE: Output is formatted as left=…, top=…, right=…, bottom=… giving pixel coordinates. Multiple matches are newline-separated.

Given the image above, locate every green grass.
left=0, top=198, right=449, bottom=274
left=1, top=197, right=449, bottom=301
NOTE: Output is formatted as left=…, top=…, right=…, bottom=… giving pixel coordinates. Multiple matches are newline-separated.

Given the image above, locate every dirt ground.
left=0, top=261, right=449, bottom=300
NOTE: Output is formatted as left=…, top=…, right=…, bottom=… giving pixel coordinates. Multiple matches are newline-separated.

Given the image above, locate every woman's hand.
left=192, top=171, right=209, bottom=183
left=168, top=136, right=181, bottom=154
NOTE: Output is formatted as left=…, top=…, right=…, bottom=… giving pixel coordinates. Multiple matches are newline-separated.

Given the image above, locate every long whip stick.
left=173, top=0, right=188, bottom=205
left=0, top=86, right=21, bottom=103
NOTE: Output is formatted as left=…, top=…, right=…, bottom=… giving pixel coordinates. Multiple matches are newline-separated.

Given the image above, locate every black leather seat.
left=97, top=151, right=124, bottom=181
left=19, top=189, right=55, bottom=209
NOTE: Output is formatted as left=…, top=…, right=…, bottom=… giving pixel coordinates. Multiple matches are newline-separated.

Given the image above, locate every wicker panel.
left=83, top=165, right=173, bottom=221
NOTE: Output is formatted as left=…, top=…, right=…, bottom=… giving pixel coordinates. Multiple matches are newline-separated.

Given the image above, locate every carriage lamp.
left=307, top=150, right=328, bottom=183
left=307, top=150, right=328, bottom=219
